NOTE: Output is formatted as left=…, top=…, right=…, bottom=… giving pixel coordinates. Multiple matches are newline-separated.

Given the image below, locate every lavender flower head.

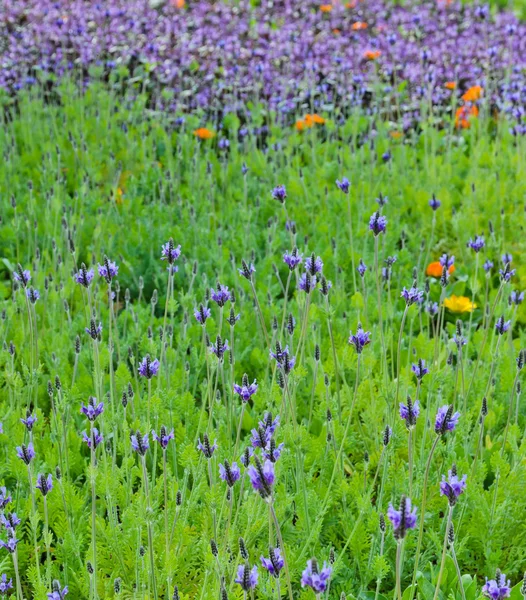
left=21, top=412, right=37, bottom=431
left=247, top=457, right=275, bottom=499
left=301, top=558, right=332, bottom=593
left=26, top=288, right=40, bottom=304
left=439, top=254, right=455, bottom=269
left=369, top=211, right=387, bottom=236
left=161, top=239, right=181, bottom=265
left=85, top=319, right=102, bottom=341
left=210, top=335, right=229, bottom=360
left=16, top=442, right=35, bottom=465
left=0, top=533, right=19, bottom=554
left=36, top=474, right=53, bottom=497
left=0, top=512, right=21, bottom=531
left=357, top=259, right=367, bottom=278
left=97, top=257, right=119, bottom=283
left=467, top=235, right=485, bottom=253
left=262, top=439, right=285, bottom=463
left=283, top=248, right=303, bottom=270
left=0, top=574, right=13, bottom=594
left=261, top=547, right=284, bottom=577
left=298, top=272, right=317, bottom=293
left=509, top=290, right=524, bottom=306
left=440, top=467, right=467, bottom=506
left=13, top=265, right=30, bottom=287
left=305, top=254, right=323, bottom=276
left=82, top=428, right=103, bottom=449
left=81, top=397, right=104, bottom=421
left=501, top=254, right=513, bottom=265
left=482, top=573, right=511, bottom=600
left=240, top=446, right=254, bottom=467
left=495, top=316, right=511, bottom=335
left=429, top=194, right=441, bottom=211
left=499, top=263, right=516, bottom=282
left=74, top=264, right=94, bottom=287
left=131, top=431, right=149, bottom=456
left=235, top=564, right=258, bottom=590
left=336, top=177, right=350, bottom=193
left=152, top=426, right=175, bottom=449
left=270, top=343, right=295, bottom=373
left=210, top=283, right=232, bottom=307
left=271, top=185, right=287, bottom=203
left=435, top=405, right=460, bottom=435
left=238, top=260, right=256, bottom=280
left=401, top=286, right=424, bottom=306
left=0, top=488, right=12, bottom=510
left=387, top=495, right=418, bottom=540
left=138, top=355, right=160, bottom=378
left=197, top=435, right=217, bottom=459
left=349, top=325, right=371, bottom=353
left=412, top=359, right=429, bottom=380
left=399, top=397, right=420, bottom=429
left=483, top=260, right=494, bottom=274
left=233, top=375, right=258, bottom=403
left=47, top=580, right=69, bottom=600
left=219, top=460, right=241, bottom=487
left=426, top=301, right=439, bottom=316
left=194, top=304, right=211, bottom=325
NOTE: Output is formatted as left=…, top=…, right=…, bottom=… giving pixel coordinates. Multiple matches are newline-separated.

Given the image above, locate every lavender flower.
left=138, top=355, right=160, bottom=378
left=435, top=405, right=460, bottom=435
left=210, top=336, right=229, bottom=360
left=283, top=249, right=303, bottom=270
left=298, top=272, right=317, bottom=293
left=210, top=283, right=231, bottom=307
left=97, top=257, right=119, bottom=283
left=262, top=440, right=285, bottom=463
left=376, top=193, right=388, bottom=207
left=219, top=460, right=241, bottom=487
left=16, top=443, right=35, bottom=465
left=0, top=513, right=21, bottom=531
left=261, top=547, right=284, bottom=577
left=426, top=301, right=439, bottom=316
left=85, top=320, right=103, bottom=341
left=387, top=496, right=418, bottom=540
left=399, top=397, right=420, bottom=429
left=0, top=533, right=19, bottom=554
left=235, top=564, right=258, bottom=590
left=36, top=474, right=53, bottom=497
left=499, top=263, right=515, bottom=282
left=483, top=573, right=511, bottom=600
left=369, top=211, right=387, bottom=235
left=429, top=195, right=441, bottom=211
left=233, top=375, right=258, bottom=403
left=348, top=325, right=371, bottom=353
left=495, top=317, right=511, bottom=335
left=271, top=185, right=287, bottom=203
left=439, top=254, right=455, bottom=269
left=301, top=558, right=332, bottom=593
left=336, top=177, right=350, bottom=193
left=0, top=488, right=12, bottom=510
left=247, top=457, right=275, bottom=499
left=440, top=468, right=467, bottom=506
left=411, top=359, right=429, bottom=380
left=467, top=235, right=485, bottom=252
left=483, top=260, right=494, bottom=273
left=357, top=259, right=367, bottom=277
left=197, top=435, right=217, bottom=459
left=240, top=446, right=254, bottom=467
left=13, top=265, right=30, bottom=287
left=401, top=286, right=424, bottom=306
left=81, top=397, right=104, bottom=421
left=152, top=427, right=175, bottom=449
left=305, top=254, right=323, bottom=275
left=21, top=412, right=37, bottom=431
left=74, top=264, right=94, bottom=287
left=47, top=580, right=69, bottom=600
left=161, top=239, right=181, bottom=264
left=509, top=290, right=524, bottom=306
left=82, top=429, right=103, bottom=449
left=131, top=431, right=149, bottom=456
left=194, top=304, right=211, bottom=325
left=26, top=288, right=40, bottom=304
left=0, top=574, right=13, bottom=594
left=501, top=254, right=513, bottom=265
left=238, top=260, right=256, bottom=280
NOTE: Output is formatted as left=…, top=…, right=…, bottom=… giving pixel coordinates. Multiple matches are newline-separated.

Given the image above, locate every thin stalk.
left=432, top=505, right=453, bottom=600
left=141, top=456, right=158, bottom=600
left=269, top=502, right=293, bottom=600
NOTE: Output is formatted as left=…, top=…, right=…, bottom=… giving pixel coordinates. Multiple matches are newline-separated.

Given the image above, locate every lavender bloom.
left=0, top=574, right=13, bottom=594
left=369, top=211, right=387, bottom=235
left=26, top=288, right=40, bottom=304
left=81, top=397, right=104, bottom=421
left=376, top=194, right=388, bottom=207
left=336, top=177, right=350, bottom=193
left=197, top=435, right=218, bottom=459
left=235, top=564, right=258, bottom=590
left=82, top=429, right=103, bottom=449
left=271, top=185, right=287, bottom=203
left=233, top=376, right=258, bottom=403
left=161, top=239, right=181, bottom=264
left=85, top=320, right=103, bottom=340
left=305, top=254, right=323, bottom=276
left=270, top=343, right=290, bottom=364
left=467, top=235, right=485, bottom=252
left=429, top=195, right=441, bottom=211
left=509, top=290, right=524, bottom=306
left=439, top=254, right=455, bottom=269
left=301, top=559, right=332, bottom=593
left=495, top=317, right=511, bottom=335
left=152, top=427, right=174, bottom=449
left=440, top=469, right=467, bottom=506
left=47, top=580, right=69, bottom=600
left=0, top=534, right=19, bottom=554
left=348, top=326, right=371, bottom=353
left=210, top=336, right=229, bottom=360
left=426, top=301, right=439, bottom=316
left=219, top=460, right=241, bottom=487
left=388, top=496, right=418, bottom=540
left=238, top=260, right=256, bottom=280
left=357, top=259, right=367, bottom=277
left=240, top=446, right=254, bottom=467
left=399, top=397, right=420, bottom=429
left=36, top=474, right=53, bottom=497
left=483, top=260, right=494, bottom=273
left=210, top=283, right=232, bottom=307
left=194, top=304, right=212, bottom=325
left=501, top=254, right=513, bottom=265
left=261, top=547, right=284, bottom=577
left=97, top=258, right=119, bottom=282
left=74, top=264, right=95, bottom=288
left=283, top=249, right=303, bottom=270
left=0, top=513, right=21, bottom=531
left=435, top=405, right=460, bottom=435
left=0, top=488, right=12, bottom=510
left=247, top=457, right=275, bottom=499
left=131, top=431, right=149, bottom=456
left=411, top=359, right=429, bottom=380
left=401, top=286, right=424, bottom=306
left=382, top=151, right=391, bottom=163
left=499, top=263, right=516, bottom=282
left=16, top=443, right=35, bottom=465
left=482, top=574, right=511, bottom=600
left=138, top=355, right=160, bottom=378
left=262, top=441, right=285, bottom=463
left=13, top=266, right=30, bottom=287
left=298, top=272, right=317, bottom=293
left=21, top=413, right=37, bottom=431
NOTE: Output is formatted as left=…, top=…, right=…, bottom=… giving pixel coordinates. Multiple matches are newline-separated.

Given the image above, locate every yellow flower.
left=443, top=295, right=477, bottom=314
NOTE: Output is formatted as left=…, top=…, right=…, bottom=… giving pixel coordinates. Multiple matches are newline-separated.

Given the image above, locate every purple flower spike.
left=495, top=316, right=511, bottom=335
left=401, top=286, right=424, bottom=306
left=482, top=573, right=511, bottom=600
left=439, top=254, right=455, bottom=269
left=85, top=320, right=103, bottom=340
left=283, top=249, right=303, bottom=270
left=219, top=460, right=241, bottom=487
left=233, top=376, right=258, bottom=403
left=467, top=235, right=485, bottom=252
left=161, top=239, right=181, bottom=265
left=36, top=474, right=53, bottom=497
left=369, top=211, right=387, bottom=236
left=0, top=488, right=12, bottom=510
left=298, top=272, right=317, bottom=293
left=235, top=564, right=258, bottom=590
left=262, top=441, right=285, bottom=463
left=440, top=467, right=467, bottom=506
left=435, top=405, right=460, bottom=435
left=82, top=429, right=103, bottom=449
left=211, top=283, right=232, bottom=307
left=305, top=254, right=323, bottom=276
left=74, top=265, right=94, bottom=288
left=357, top=259, right=367, bottom=278
left=26, top=288, right=40, bottom=304
left=501, top=254, right=513, bottom=266
left=21, top=413, right=37, bottom=431
left=16, top=443, right=35, bottom=465
left=152, top=427, right=175, bottom=449
left=197, top=435, right=218, bottom=459
left=301, top=559, right=332, bottom=592
left=210, top=336, right=229, bottom=360
left=131, top=431, right=149, bottom=456
left=97, top=258, right=119, bottom=283
left=47, top=580, right=69, bottom=600
left=13, top=265, right=31, bottom=287
left=336, top=177, right=350, bottom=194
left=247, top=457, right=275, bottom=499
left=261, top=547, right=284, bottom=577
left=194, top=304, right=212, bottom=325
left=499, top=263, right=516, bottom=282
left=399, top=397, right=420, bottom=429
left=238, top=260, right=256, bottom=280
left=429, top=194, right=441, bottom=211
left=348, top=325, right=371, bottom=353
left=271, top=185, right=287, bottom=203
left=0, top=533, right=19, bottom=554
left=81, top=397, right=104, bottom=422
left=509, top=290, right=524, bottom=306
left=0, top=512, right=21, bottom=531
left=483, top=260, right=494, bottom=273
left=138, top=355, right=160, bottom=378
left=388, top=496, right=418, bottom=540
left=0, top=573, right=13, bottom=594
left=411, top=359, right=429, bottom=380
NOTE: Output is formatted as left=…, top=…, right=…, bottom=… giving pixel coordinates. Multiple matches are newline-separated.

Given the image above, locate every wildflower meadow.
left=1, top=1, right=526, bottom=599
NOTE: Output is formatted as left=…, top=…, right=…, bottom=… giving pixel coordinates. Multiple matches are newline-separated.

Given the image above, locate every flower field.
left=0, top=1, right=526, bottom=599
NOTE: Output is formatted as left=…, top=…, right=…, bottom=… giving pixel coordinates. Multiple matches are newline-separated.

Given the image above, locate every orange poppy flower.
left=170, top=0, right=185, bottom=7
left=462, top=85, right=483, bottom=102
left=345, top=1, right=357, bottom=7
left=455, top=105, right=479, bottom=129
left=333, top=28, right=341, bottom=34
left=363, top=50, right=381, bottom=60
left=389, top=131, right=403, bottom=139
left=320, top=4, right=333, bottom=11
left=426, top=262, right=456, bottom=278
left=352, top=21, right=368, bottom=30
left=193, top=128, right=215, bottom=139
left=296, top=119, right=306, bottom=131
left=309, top=114, right=325, bottom=124
left=445, top=81, right=456, bottom=90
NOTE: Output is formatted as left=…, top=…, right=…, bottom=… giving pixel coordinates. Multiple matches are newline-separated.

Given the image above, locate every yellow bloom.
left=443, top=295, right=477, bottom=314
